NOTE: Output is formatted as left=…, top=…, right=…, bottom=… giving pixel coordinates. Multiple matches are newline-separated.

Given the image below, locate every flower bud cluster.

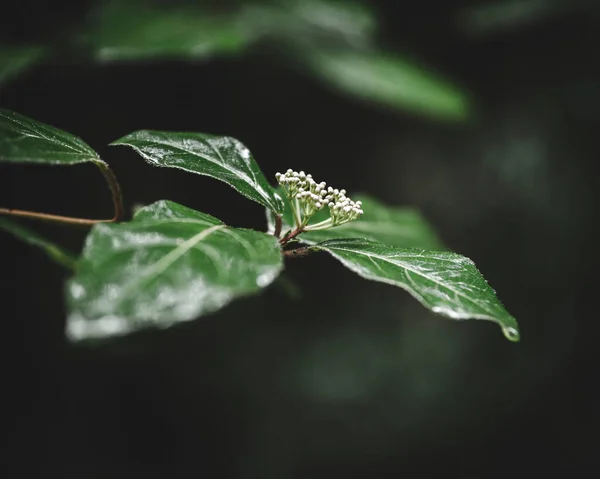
left=275, top=169, right=363, bottom=228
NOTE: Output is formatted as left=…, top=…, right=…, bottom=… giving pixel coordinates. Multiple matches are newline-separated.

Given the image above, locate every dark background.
left=1, top=0, right=599, bottom=477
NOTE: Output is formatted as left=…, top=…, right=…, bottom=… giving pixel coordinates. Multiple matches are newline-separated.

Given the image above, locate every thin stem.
left=0, top=160, right=124, bottom=227
left=279, top=227, right=304, bottom=245
left=95, top=160, right=123, bottom=223
left=0, top=218, right=77, bottom=270
left=290, top=197, right=302, bottom=227
left=0, top=208, right=108, bottom=227
left=273, top=215, right=282, bottom=238
left=304, top=217, right=334, bottom=231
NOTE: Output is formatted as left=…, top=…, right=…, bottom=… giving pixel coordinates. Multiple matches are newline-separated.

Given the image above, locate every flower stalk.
left=275, top=169, right=364, bottom=249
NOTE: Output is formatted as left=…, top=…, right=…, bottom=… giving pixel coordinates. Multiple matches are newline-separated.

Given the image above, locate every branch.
left=279, top=227, right=304, bottom=245
left=273, top=215, right=282, bottom=238
left=0, top=160, right=123, bottom=227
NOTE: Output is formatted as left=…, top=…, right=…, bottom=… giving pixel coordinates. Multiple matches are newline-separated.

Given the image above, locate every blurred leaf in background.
left=82, top=0, right=251, bottom=62
left=0, top=45, right=45, bottom=88
left=74, top=0, right=471, bottom=121
left=458, top=0, right=590, bottom=35
left=0, top=218, right=77, bottom=270
left=239, top=0, right=377, bottom=48
left=301, top=48, right=470, bottom=121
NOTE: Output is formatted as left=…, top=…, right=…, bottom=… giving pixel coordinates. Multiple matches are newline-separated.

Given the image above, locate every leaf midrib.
left=328, top=245, right=504, bottom=318
left=112, top=224, right=226, bottom=308
left=0, top=110, right=95, bottom=158
left=133, top=139, right=257, bottom=190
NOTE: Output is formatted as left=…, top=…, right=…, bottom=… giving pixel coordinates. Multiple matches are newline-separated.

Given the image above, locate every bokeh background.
left=1, top=0, right=598, bottom=477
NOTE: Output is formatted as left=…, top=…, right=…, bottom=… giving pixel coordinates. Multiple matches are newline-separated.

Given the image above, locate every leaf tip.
left=502, top=325, right=520, bottom=342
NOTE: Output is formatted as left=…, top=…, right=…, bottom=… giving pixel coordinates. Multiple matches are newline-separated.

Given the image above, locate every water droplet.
left=502, top=326, right=520, bottom=342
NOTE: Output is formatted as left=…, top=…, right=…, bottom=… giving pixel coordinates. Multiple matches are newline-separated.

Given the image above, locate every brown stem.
left=279, top=227, right=304, bottom=245
left=273, top=215, right=282, bottom=238
left=96, top=160, right=123, bottom=223
left=0, top=208, right=111, bottom=226
left=283, top=247, right=311, bottom=258
left=0, top=160, right=123, bottom=227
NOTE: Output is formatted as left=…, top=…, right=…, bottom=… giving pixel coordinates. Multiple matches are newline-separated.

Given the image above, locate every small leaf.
left=0, top=108, right=101, bottom=165
left=66, top=200, right=283, bottom=340
left=0, top=45, right=45, bottom=87
left=0, top=218, right=77, bottom=270
left=112, top=130, right=284, bottom=213
left=304, top=49, right=469, bottom=121
left=314, top=239, right=519, bottom=341
left=84, top=0, right=250, bottom=62
left=267, top=192, right=444, bottom=250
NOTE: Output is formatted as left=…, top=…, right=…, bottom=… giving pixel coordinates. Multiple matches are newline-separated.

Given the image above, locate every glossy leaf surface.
left=305, top=49, right=469, bottom=121
left=67, top=201, right=283, bottom=340
left=314, top=239, right=519, bottom=341
left=268, top=193, right=444, bottom=250
left=0, top=109, right=101, bottom=165
left=0, top=218, right=77, bottom=269
left=112, top=130, right=284, bottom=213
left=85, top=1, right=249, bottom=61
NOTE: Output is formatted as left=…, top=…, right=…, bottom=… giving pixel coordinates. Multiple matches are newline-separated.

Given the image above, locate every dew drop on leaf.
left=502, top=326, right=520, bottom=342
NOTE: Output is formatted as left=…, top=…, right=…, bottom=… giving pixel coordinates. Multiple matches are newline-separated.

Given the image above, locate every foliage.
left=0, top=0, right=469, bottom=122
left=0, top=109, right=520, bottom=342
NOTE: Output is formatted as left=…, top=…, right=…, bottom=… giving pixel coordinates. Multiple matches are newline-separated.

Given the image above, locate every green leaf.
left=84, top=0, right=250, bottom=62
left=240, top=0, right=376, bottom=48
left=0, top=218, right=77, bottom=270
left=304, top=49, right=469, bottom=121
left=112, top=130, right=284, bottom=213
left=267, top=192, right=444, bottom=250
left=0, top=45, right=45, bottom=86
left=0, top=108, right=101, bottom=165
left=314, top=239, right=519, bottom=341
left=66, top=200, right=283, bottom=340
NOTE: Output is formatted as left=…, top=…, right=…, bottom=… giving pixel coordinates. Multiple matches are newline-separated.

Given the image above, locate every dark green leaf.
left=0, top=108, right=101, bottom=165
left=66, top=200, right=283, bottom=340
left=112, top=130, right=284, bottom=213
left=0, top=45, right=45, bottom=86
left=267, top=192, right=444, bottom=250
left=304, top=49, right=469, bottom=121
left=0, top=218, right=77, bottom=269
left=85, top=0, right=250, bottom=62
left=314, top=238, right=519, bottom=341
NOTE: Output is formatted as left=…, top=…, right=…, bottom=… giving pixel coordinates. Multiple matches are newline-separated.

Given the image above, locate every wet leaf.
left=66, top=200, right=283, bottom=340
left=314, top=238, right=519, bottom=341
left=112, top=130, right=284, bottom=213
left=0, top=108, right=101, bottom=165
